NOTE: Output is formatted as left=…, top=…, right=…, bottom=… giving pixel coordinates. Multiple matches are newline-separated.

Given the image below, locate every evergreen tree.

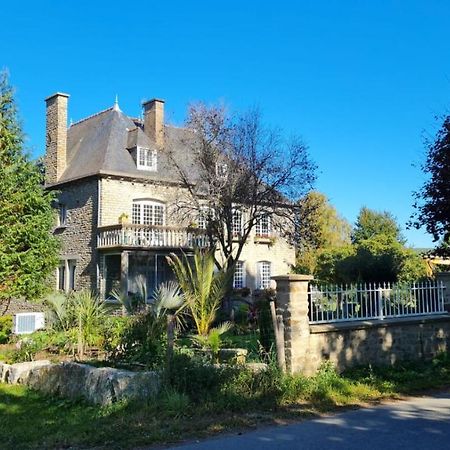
left=0, top=72, right=59, bottom=314
left=353, top=207, right=404, bottom=244
left=411, top=116, right=450, bottom=254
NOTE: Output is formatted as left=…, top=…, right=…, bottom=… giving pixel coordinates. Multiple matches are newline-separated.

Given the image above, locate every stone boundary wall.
left=273, top=275, right=450, bottom=375
left=0, top=360, right=160, bottom=405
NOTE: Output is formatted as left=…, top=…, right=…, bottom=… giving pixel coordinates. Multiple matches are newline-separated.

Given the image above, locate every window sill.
left=254, top=236, right=273, bottom=244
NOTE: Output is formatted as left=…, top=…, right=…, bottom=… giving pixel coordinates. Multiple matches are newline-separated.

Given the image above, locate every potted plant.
left=118, top=213, right=130, bottom=225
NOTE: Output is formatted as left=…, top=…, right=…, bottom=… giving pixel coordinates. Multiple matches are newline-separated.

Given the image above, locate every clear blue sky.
left=2, top=1, right=449, bottom=248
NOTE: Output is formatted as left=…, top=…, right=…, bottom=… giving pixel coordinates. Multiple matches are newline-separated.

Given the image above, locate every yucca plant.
left=167, top=249, right=231, bottom=337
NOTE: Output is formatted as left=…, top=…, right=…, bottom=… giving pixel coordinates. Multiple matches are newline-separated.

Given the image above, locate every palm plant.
left=166, top=249, right=231, bottom=336
left=72, top=290, right=109, bottom=359
left=151, top=281, right=185, bottom=322
left=191, top=321, right=232, bottom=362
left=45, top=291, right=74, bottom=331
left=110, top=275, right=147, bottom=316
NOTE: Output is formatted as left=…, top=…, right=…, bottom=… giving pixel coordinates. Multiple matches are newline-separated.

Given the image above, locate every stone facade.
left=99, top=177, right=295, bottom=291
left=274, top=275, right=450, bottom=375
left=44, top=94, right=295, bottom=295
left=143, top=99, right=165, bottom=149
left=53, top=178, right=99, bottom=291
left=44, top=93, right=69, bottom=184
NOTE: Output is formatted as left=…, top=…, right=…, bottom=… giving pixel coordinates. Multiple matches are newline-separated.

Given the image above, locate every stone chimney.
left=142, top=98, right=165, bottom=149
left=45, top=92, right=69, bottom=184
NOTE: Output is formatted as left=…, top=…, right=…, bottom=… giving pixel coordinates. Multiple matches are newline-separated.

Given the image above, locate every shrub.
left=107, top=311, right=166, bottom=369
left=0, top=315, right=13, bottom=344
left=167, top=351, right=234, bottom=402
left=159, top=388, right=190, bottom=417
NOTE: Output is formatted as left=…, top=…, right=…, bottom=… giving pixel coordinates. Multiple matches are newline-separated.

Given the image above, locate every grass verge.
left=1, top=353, right=450, bottom=449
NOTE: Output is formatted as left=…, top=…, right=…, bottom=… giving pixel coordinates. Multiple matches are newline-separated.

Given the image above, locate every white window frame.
left=232, top=209, right=243, bottom=236
left=233, top=261, right=246, bottom=289
left=137, top=146, right=157, bottom=171
left=57, top=203, right=67, bottom=227
left=255, top=214, right=272, bottom=237
left=215, top=162, right=228, bottom=179
left=131, top=200, right=165, bottom=226
left=57, top=259, right=76, bottom=293
left=257, top=261, right=272, bottom=290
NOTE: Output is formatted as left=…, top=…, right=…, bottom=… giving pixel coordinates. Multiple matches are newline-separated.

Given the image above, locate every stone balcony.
left=97, top=224, right=209, bottom=250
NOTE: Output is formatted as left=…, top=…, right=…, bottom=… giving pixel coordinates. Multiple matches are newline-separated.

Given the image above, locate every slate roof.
left=57, top=106, right=198, bottom=185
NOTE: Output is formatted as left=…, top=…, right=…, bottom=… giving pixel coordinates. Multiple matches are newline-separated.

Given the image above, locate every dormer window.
left=137, top=146, right=157, bottom=171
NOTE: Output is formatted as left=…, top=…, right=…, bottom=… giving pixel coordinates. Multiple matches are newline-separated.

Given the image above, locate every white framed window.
left=132, top=200, right=165, bottom=225
left=198, top=206, right=214, bottom=229
left=257, top=261, right=271, bottom=290
left=57, top=263, right=65, bottom=291
left=57, top=259, right=76, bottom=292
left=137, top=147, right=157, bottom=171
left=232, top=209, right=243, bottom=235
left=233, top=261, right=245, bottom=289
left=256, top=214, right=271, bottom=237
left=216, top=162, right=228, bottom=178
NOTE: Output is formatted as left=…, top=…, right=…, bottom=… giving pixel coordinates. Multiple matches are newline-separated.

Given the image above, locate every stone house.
left=44, top=93, right=295, bottom=299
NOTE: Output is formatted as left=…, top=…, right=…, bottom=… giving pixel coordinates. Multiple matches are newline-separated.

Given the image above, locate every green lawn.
left=1, top=354, right=450, bottom=449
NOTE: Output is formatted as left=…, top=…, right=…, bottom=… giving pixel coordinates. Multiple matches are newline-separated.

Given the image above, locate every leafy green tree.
left=316, top=207, right=427, bottom=284
left=295, top=192, right=351, bottom=274
left=411, top=116, right=450, bottom=254
left=0, top=72, right=59, bottom=314
left=353, top=207, right=404, bottom=244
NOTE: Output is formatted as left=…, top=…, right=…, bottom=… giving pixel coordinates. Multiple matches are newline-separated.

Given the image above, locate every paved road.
left=166, top=392, right=450, bottom=450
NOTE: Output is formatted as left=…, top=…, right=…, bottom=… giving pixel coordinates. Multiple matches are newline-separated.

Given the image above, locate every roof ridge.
left=70, top=106, right=114, bottom=127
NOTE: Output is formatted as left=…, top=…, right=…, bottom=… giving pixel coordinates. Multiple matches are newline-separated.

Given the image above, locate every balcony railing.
left=97, top=224, right=210, bottom=249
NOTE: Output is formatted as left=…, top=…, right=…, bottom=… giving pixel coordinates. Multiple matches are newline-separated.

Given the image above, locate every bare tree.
left=170, top=103, right=317, bottom=273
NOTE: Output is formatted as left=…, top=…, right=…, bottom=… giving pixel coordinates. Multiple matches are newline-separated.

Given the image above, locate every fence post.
left=272, top=274, right=314, bottom=375
left=437, top=272, right=450, bottom=312
left=377, top=287, right=384, bottom=320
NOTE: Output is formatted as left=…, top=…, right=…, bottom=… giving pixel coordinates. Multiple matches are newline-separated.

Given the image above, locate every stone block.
left=2, top=360, right=52, bottom=384
left=26, top=362, right=160, bottom=405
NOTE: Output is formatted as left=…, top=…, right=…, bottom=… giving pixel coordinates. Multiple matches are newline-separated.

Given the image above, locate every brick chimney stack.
left=142, top=98, right=165, bottom=149
left=45, top=92, right=69, bottom=184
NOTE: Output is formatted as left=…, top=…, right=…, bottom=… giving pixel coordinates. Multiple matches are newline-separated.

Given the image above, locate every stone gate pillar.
left=272, top=274, right=313, bottom=375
